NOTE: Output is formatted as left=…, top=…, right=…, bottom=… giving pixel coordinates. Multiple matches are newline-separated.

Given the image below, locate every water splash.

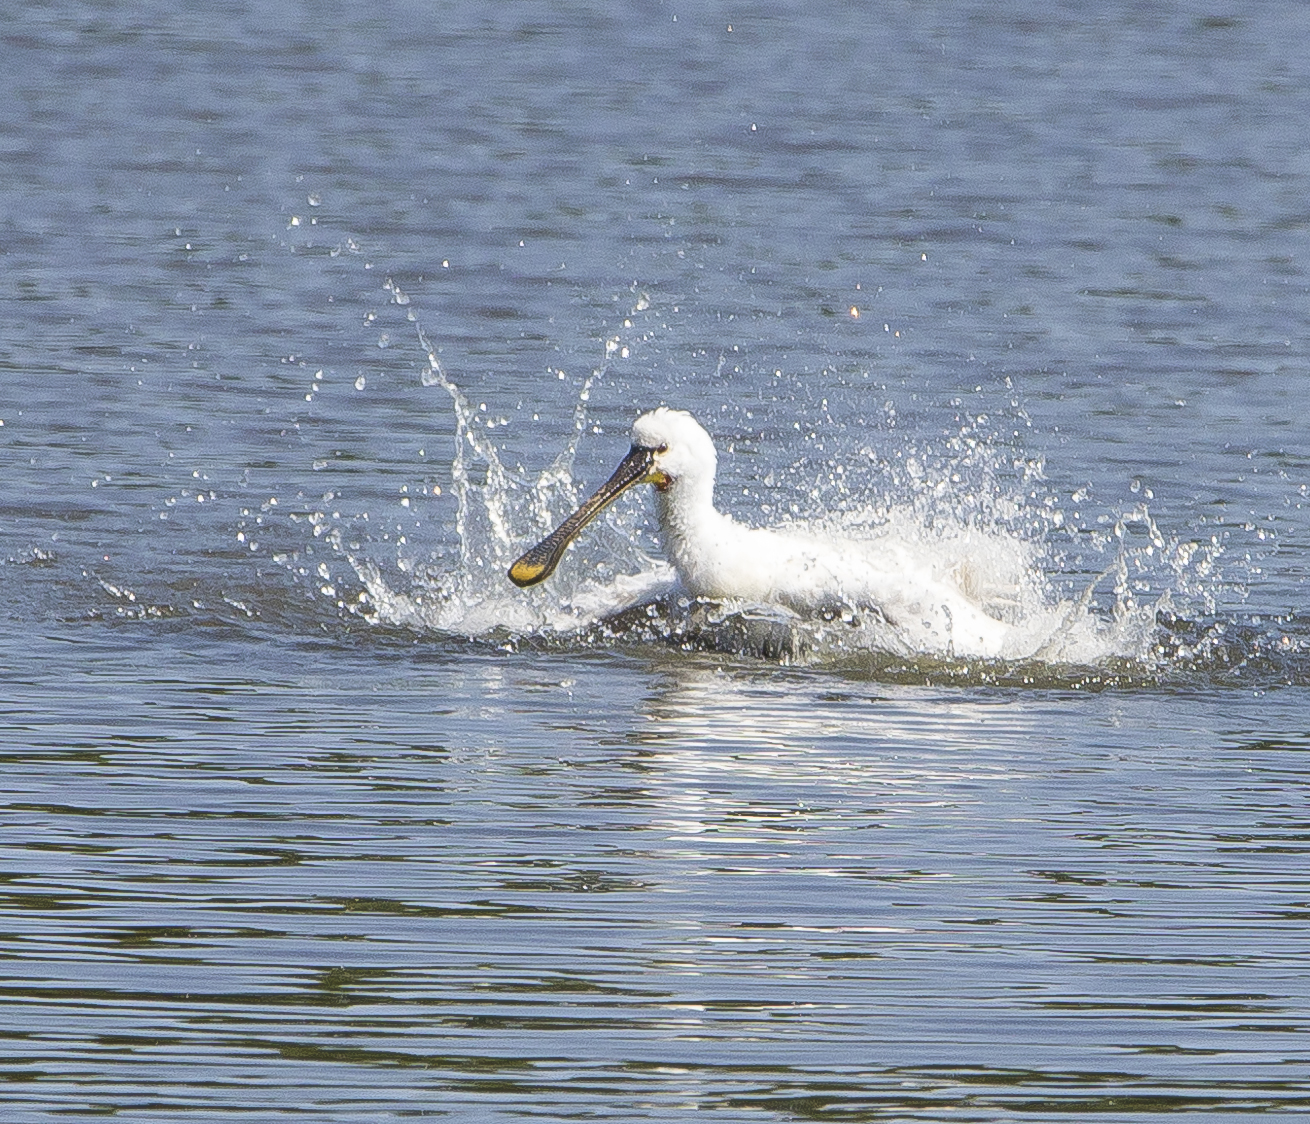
left=263, top=291, right=1306, bottom=686
left=346, top=307, right=670, bottom=640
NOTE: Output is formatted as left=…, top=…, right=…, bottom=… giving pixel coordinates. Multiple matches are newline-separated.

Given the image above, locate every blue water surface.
left=2, top=1, right=1308, bottom=1119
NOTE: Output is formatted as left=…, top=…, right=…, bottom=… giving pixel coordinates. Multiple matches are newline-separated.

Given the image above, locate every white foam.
left=300, top=316, right=1221, bottom=670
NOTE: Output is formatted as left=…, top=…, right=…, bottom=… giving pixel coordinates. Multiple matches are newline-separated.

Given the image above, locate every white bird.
left=509, top=408, right=1014, bottom=658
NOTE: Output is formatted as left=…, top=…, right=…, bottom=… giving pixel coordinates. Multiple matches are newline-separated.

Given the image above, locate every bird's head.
left=507, top=407, right=717, bottom=588
left=628, top=407, right=717, bottom=492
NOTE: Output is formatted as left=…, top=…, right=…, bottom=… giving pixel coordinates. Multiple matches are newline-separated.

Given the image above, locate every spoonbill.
left=509, top=408, right=1013, bottom=657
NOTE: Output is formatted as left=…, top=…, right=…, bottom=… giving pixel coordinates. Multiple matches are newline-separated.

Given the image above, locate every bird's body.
left=511, top=408, right=1014, bottom=658
left=654, top=490, right=1011, bottom=657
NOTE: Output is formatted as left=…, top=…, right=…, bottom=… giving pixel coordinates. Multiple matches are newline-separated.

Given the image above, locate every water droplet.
left=354, top=375, right=366, bottom=391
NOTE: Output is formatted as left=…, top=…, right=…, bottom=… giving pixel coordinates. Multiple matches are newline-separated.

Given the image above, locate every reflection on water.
left=639, top=664, right=1026, bottom=845
left=3, top=647, right=1307, bottom=1118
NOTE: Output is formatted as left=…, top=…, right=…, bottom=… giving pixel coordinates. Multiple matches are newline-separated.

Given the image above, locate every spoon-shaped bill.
left=508, top=445, right=659, bottom=587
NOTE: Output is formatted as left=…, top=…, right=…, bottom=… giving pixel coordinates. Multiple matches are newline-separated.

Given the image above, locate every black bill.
left=508, top=444, right=660, bottom=588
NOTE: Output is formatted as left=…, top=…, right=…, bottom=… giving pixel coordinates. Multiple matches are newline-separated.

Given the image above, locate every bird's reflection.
left=628, top=661, right=1031, bottom=841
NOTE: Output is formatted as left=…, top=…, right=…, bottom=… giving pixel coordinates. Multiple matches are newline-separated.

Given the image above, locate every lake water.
left=3, top=1, right=1309, bottom=1119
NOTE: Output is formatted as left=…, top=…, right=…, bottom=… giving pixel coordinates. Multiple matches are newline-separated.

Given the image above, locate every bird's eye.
left=656, top=443, right=668, bottom=453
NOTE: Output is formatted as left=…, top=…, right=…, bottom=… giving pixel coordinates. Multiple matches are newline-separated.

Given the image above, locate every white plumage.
left=511, top=408, right=1014, bottom=658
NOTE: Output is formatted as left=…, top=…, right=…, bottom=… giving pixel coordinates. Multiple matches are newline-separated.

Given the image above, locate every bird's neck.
left=654, top=476, right=730, bottom=567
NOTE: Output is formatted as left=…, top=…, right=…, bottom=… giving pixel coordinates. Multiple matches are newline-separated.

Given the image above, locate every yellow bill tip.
left=508, top=558, right=548, bottom=588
